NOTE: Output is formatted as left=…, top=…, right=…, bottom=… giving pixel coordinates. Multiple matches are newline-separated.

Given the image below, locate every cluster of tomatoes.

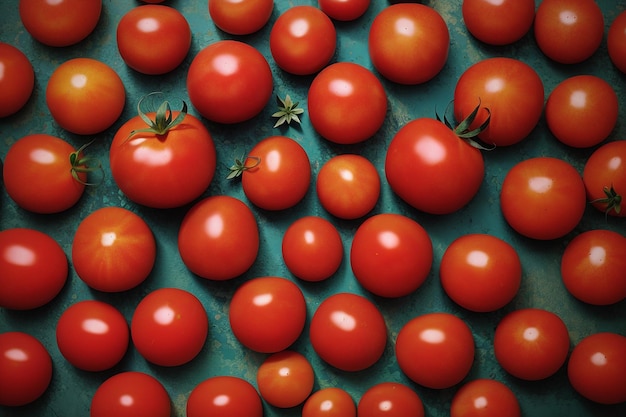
left=1, top=0, right=626, bottom=416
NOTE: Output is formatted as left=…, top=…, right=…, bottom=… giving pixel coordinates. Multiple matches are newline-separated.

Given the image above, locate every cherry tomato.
left=450, top=379, right=521, bottom=417
left=187, top=40, right=273, bottom=124
left=91, top=372, right=170, bottom=417
left=608, top=11, right=626, bottom=73
left=0, top=42, right=34, bottom=117
left=19, top=0, right=101, bottom=47
left=0, top=332, right=52, bottom=407
left=0, top=228, right=67, bottom=310
left=208, top=0, right=273, bottom=35
left=369, top=3, right=449, bottom=85
left=117, top=4, right=191, bottom=75
left=302, top=387, right=356, bottom=417
left=500, top=157, right=587, bottom=240
left=494, top=308, right=570, bottom=381
left=350, top=213, right=432, bottom=298
left=56, top=300, right=129, bottom=371
left=178, top=195, right=259, bottom=280
left=395, top=312, right=474, bottom=389
left=440, top=234, right=521, bottom=312
left=187, top=376, right=263, bottom=417
left=256, top=350, right=315, bottom=408
left=582, top=140, right=626, bottom=218
left=357, top=382, right=424, bottom=417
left=318, top=0, right=369, bottom=21
left=308, top=62, right=387, bottom=144
left=462, top=0, right=534, bottom=46
left=131, top=287, right=209, bottom=367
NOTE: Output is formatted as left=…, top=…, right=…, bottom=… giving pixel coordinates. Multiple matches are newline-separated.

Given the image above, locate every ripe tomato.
left=187, top=40, right=273, bottom=124
left=19, top=0, right=101, bottom=47
left=350, top=213, right=432, bottom=298
left=368, top=3, right=449, bottom=85
left=178, top=195, right=259, bottom=280
left=319, top=0, right=369, bottom=21
left=72, top=206, right=156, bottom=292
left=208, top=0, right=273, bottom=35
left=0, top=332, right=52, bottom=407
left=56, top=300, right=129, bottom=372
left=91, top=372, right=170, bottom=417
left=316, top=154, right=380, bottom=219
left=117, top=4, right=191, bottom=75
left=256, top=350, right=315, bottom=408
left=534, top=0, right=604, bottom=64
left=187, top=376, right=263, bottom=417
left=131, top=287, right=208, bottom=367
left=440, top=234, right=521, bottom=312
left=494, top=308, right=570, bottom=381
left=308, top=62, right=387, bottom=144
left=0, top=228, right=67, bottom=310
left=462, top=0, right=534, bottom=46
left=0, top=42, right=34, bottom=117
left=450, top=379, right=521, bottom=417
left=229, top=276, right=307, bottom=353
left=310, top=292, right=387, bottom=371
left=561, top=230, right=626, bottom=305
left=357, top=382, right=424, bottom=417
left=500, top=157, right=587, bottom=240
left=582, top=140, right=626, bottom=217
left=608, top=11, right=626, bottom=73
left=302, top=387, right=356, bottom=417
left=395, top=312, right=474, bottom=389
left=270, top=5, right=336, bottom=75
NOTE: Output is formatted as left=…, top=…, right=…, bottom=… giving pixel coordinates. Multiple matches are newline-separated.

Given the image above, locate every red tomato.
left=582, top=140, right=626, bottom=217
left=494, top=308, right=570, bottom=381
left=357, top=382, right=424, bottom=417
left=545, top=75, right=618, bottom=148
left=178, top=195, right=259, bottom=280
left=310, top=292, right=387, bottom=371
left=440, top=234, right=521, bottom=312
left=19, top=0, right=101, bottom=46
left=316, top=154, right=380, bottom=219
left=282, top=216, right=343, bottom=282
left=56, top=300, right=129, bottom=371
left=453, top=57, right=544, bottom=147
left=0, top=43, right=34, bottom=117
left=450, top=379, right=521, bottom=417
left=0, top=228, right=67, bottom=310
left=229, top=276, right=307, bottom=353
left=91, top=372, right=170, bottom=417
left=350, top=213, right=432, bottom=298
left=187, top=40, right=273, bottom=124
left=534, top=0, right=604, bottom=64
left=369, top=3, right=449, bottom=85
left=500, top=157, right=587, bottom=240
left=318, top=0, right=369, bottom=21
left=270, top=5, right=336, bottom=75
left=131, top=287, right=208, bottom=367
left=72, top=206, right=156, bottom=292
left=308, top=62, right=387, bottom=144
left=395, top=312, right=474, bottom=389
left=0, top=332, right=52, bottom=407
left=302, top=387, right=356, bottom=417
left=462, top=0, right=534, bottom=46
left=208, top=0, right=273, bottom=35
left=117, top=4, right=191, bottom=75
left=256, top=350, right=315, bottom=408
left=561, top=230, right=626, bottom=305
left=608, top=11, right=626, bottom=73
left=187, top=376, right=263, bottom=417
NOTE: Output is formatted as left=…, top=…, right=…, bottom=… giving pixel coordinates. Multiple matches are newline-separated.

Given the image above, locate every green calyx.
left=591, top=184, right=622, bottom=218
left=272, top=94, right=304, bottom=128
left=127, top=92, right=188, bottom=140
left=69, top=140, right=103, bottom=186
left=226, top=155, right=262, bottom=180
left=437, top=100, right=494, bottom=150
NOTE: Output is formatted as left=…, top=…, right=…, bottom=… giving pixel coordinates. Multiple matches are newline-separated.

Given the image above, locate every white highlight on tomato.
left=71, top=74, right=88, bottom=88
left=0, top=63, right=5, bottom=80
left=415, top=136, right=446, bottom=165
left=213, top=394, right=230, bottom=406
left=570, top=90, right=587, bottom=109
left=559, top=10, right=578, bottom=25
left=213, top=54, right=239, bottom=76
left=591, top=352, right=607, bottom=366
left=30, top=148, right=55, bottom=164
left=46, top=0, right=63, bottom=6
left=329, top=79, right=353, bottom=97
left=204, top=214, right=224, bottom=238
left=253, top=293, right=273, bottom=306
left=339, top=168, right=354, bottom=182
left=279, top=367, right=290, bottom=376
left=485, top=77, right=505, bottom=93
left=528, top=176, right=553, bottom=193
left=132, top=143, right=174, bottom=166
left=120, top=395, right=134, bottom=407
left=379, top=400, right=392, bottom=411
left=378, top=231, right=399, bottom=249
left=320, top=400, right=333, bottom=411
left=608, top=156, right=622, bottom=171
left=395, top=18, right=415, bottom=36
left=304, top=230, right=315, bottom=244
left=5, top=348, right=28, bottom=362
left=523, top=327, right=539, bottom=341
left=420, top=329, right=445, bottom=344
left=266, top=150, right=281, bottom=172
left=137, top=17, right=160, bottom=33
left=467, top=250, right=489, bottom=268
left=588, top=246, right=606, bottom=266
left=154, top=306, right=176, bottom=325
left=82, top=318, right=109, bottom=335
left=4, top=245, right=36, bottom=266
left=485, top=0, right=504, bottom=5
left=289, top=18, right=310, bottom=37
left=101, top=232, right=117, bottom=247
left=474, top=396, right=488, bottom=409
left=331, top=311, right=356, bottom=331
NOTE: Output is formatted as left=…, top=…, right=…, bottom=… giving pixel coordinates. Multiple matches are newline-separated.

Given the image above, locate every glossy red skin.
left=187, top=376, right=263, bottom=417
left=583, top=140, right=626, bottom=217
left=357, top=382, right=424, bottom=417
left=450, top=379, right=521, bottom=417
left=0, top=42, right=34, bottom=117
left=90, top=372, right=170, bottom=417
left=208, top=0, right=273, bottom=35
left=318, top=0, right=370, bottom=21
left=302, top=387, right=356, bottom=417
left=462, top=0, right=535, bottom=46
left=256, top=350, right=315, bottom=408
left=608, top=11, right=626, bottom=73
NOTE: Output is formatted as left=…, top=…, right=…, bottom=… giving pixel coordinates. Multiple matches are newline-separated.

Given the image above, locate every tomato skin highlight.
left=90, top=372, right=170, bottom=417
left=357, top=382, right=424, bottom=417
left=208, top=0, right=273, bottom=35
left=582, top=140, right=626, bottom=217
left=0, top=42, right=34, bottom=118
left=450, top=379, right=521, bottom=417
left=256, top=350, right=315, bottom=408
left=187, top=376, right=263, bottom=417
left=462, top=0, right=535, bottom=46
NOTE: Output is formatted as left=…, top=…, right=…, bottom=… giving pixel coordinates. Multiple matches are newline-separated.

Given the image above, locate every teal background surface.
left=1, top=0, right=625, bottom=416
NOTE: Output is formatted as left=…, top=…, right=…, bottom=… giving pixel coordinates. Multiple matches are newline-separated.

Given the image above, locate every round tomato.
left=316, top=154, right=380, bottom=219
left=350, top=213, right=432, bottom=298
left=178, top=195, right=259, bottom=280
left=187, top=40, right=273, bottom=124
left=72, top=206, right=156, bottom=292
left=462, top=0, right=534, bottom=46
left=0, top=228, right=67, bottom=310
left=440, top=234, right=521, bottom=312
left=270, top=5, right=336, bottom=75
left=302, top=387, right=356, bottom=417
left=187, top=376, right=263, bottom=417
left=582, top=140, right=626, bottom=217
left=310, top=292, right=387, bottom=372
left=561, top=229, right=626, bottom=305
left=319, top=0, right=369, bottom=21
left=256, top=350, right=315, bottom=408
left=308, top=62, right=387, bottom=144
left=494, top=308, right=570, bottom=381
left=117, top=4, right=191, bottom=75
left=450, top=379, right=521, bottom=417
left=500, top=157, right=587, bottom=240
left=229, top=276, right=307, bottom=353
left=395, top=312, right=474, bottom=389
left=369, top=3, right=449, bottom=85
left=19, top=0, right=101, bottom=46
left=91, top=372, right=170, bottom=417
left=357, top=382, right=424, bottom=417
left=56, top=300, right=129, bottom=371
left=534, top=0, right=604, bottom=64
left=131, top=287, right=208, bottom=367
left=0, top=42, right=34, bottom=117
left=208, top=0, right=273, bottom=35
left=608, top=11, right=626, bottom=73
left=0, top=332, right=52, bottom=407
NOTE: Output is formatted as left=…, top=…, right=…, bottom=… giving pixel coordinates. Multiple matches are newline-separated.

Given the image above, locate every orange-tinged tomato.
left=582, top=140, right=626, bottom=218
left=91, top=372, right=170, bottom=417
left=451, top=379, right=521, bottom=417
left=358, top=382, right=424, bottom=417
left=256, top=350, right=315, bottom=408
left=462, top=0, right=534, bottom=46
left=302, top=387, right=356, bottom=417
left=208, top=0, right=273, bottom=35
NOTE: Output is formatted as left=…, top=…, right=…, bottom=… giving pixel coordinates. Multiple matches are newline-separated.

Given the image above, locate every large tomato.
left=357, top=382, right=424, bottom=417
left=450, top=379, right=521, bottom=417
left=302, top=387, right=356, bottom=417
left=582, top=140, right=626, bottom=218
left=256, top=350, right=315, bottom=408
left=187, top=376, right=263, bottom=417
left=91, top=372, right=170, bottom=417
left=208, top=0, right=273, bottom=35
left=608, top=11, right=626, bottom=73
left=462, top=0, right=535, bottom=46
left=0, top=42, right=34, bottom=117
left=318, top=0, right=369, bottom=21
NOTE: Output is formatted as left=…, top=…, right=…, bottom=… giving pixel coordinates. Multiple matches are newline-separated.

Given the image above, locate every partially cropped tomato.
left=462, top=0, right=534, bottom=45
left=450, top=379, right=521, bottom=417
left=319, top=0, right=369, bottom=21
left=582, top=140, right=626, bottom=217
left=608, top=11, right=626, bottom=73
left=302, top=387, right=356, bottom=417
left=357, top=382, right=424, bottom=417
left=208, top=0, right=273, bottom=35
left=91, top=372, right=170, bottom=417
left=256, top=350, right=315, bottom=408
left=187, top=376, right=263, bottom=417
left=0, top=228, right=67, bottom=310
left=0, top=43, right=34, bottom=117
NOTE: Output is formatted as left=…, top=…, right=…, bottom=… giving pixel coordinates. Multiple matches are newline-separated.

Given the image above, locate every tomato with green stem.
left=0, top=42, right=34, bottom=118
left=208, top=0, right=273, bottom=35
left=450, top=379, right=521, bottom=417
left=582, top=140, right=626, bottom=218
left=302, top=387, right=356, bottom=417
left=256, top=350, right=315, bottom=408
left=358, top=382, right=424, bottom=417
left=187, top=376, right=263, bottom=417
left=462, top=0, right=534, bottom=46
left=91, top=372, right=170, bottom=417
